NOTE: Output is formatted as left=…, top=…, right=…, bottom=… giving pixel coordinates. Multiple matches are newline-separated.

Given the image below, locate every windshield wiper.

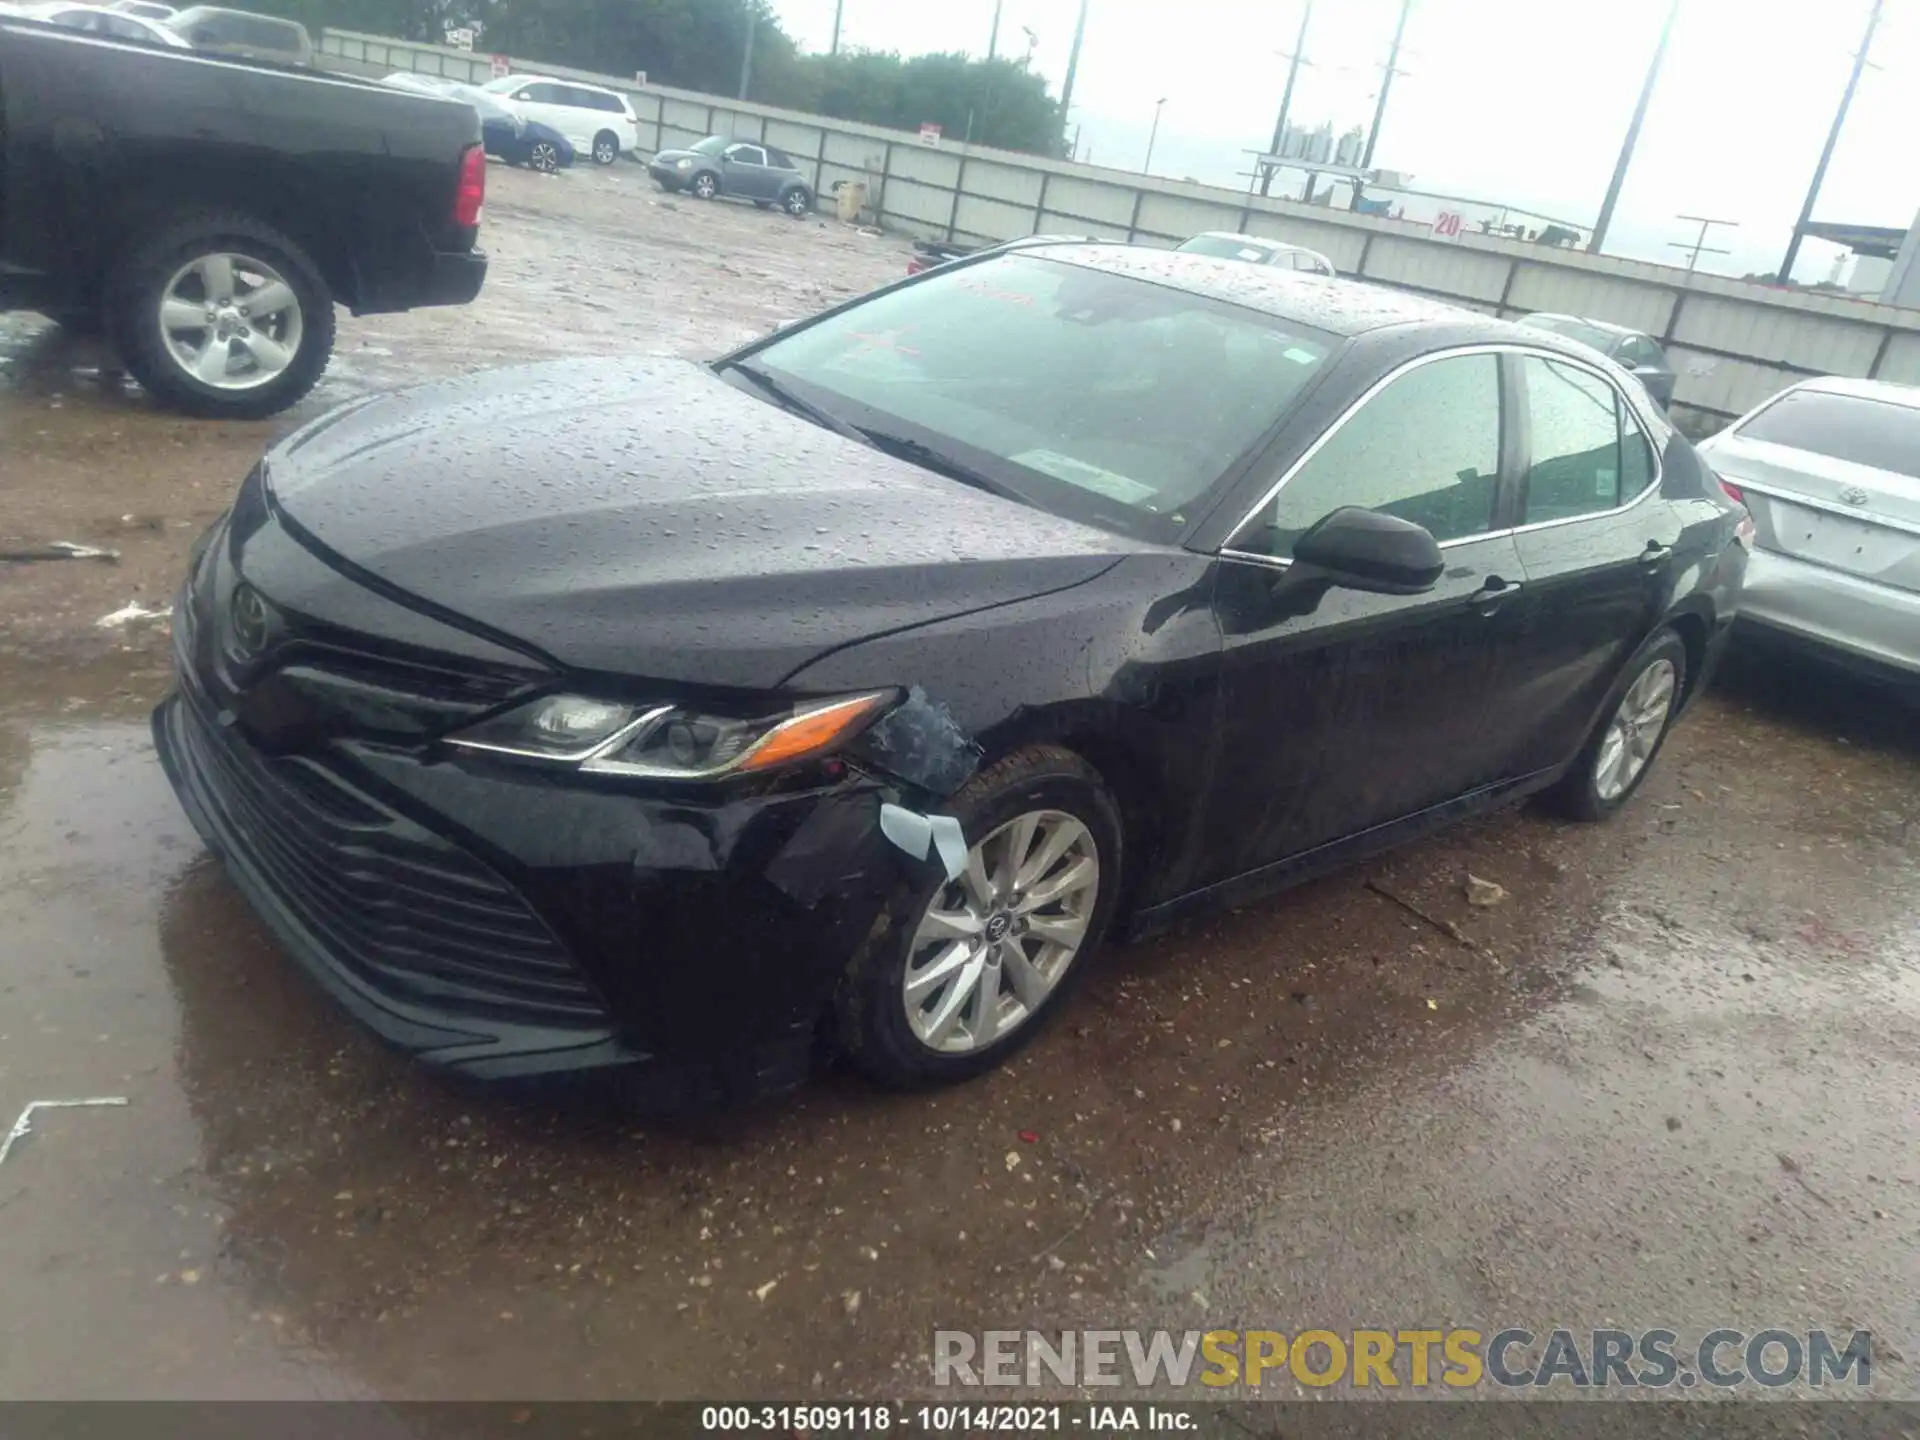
left=848, top=426, right=1023, bottom=503
left=722, top=360, right=871, bottom=446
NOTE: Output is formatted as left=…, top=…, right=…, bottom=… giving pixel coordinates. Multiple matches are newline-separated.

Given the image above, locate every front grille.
left=174, top=689, right=607, bottom=1028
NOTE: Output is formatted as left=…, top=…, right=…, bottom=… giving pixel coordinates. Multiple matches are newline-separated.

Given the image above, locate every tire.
left=835, top=745, right=1122, bottom=1088
left=106, top=212, right=334, bottom=421
left=1548, top=627, right=1689, bottom=821
left=527, top=140, right=562, bottom=174
left=591, top=131, right=620, bottom=166
left=781, top=186, right=813, bottom=217
left=690, top=170, right=719, bottom=200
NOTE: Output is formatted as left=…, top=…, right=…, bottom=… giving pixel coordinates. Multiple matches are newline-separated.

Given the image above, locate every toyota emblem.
left=229, top=583, right=271, bottom=656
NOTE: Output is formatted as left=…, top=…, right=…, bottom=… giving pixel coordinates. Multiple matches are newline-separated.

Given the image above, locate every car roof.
left=1524, top=311, right=1643, bottom=340
left=502, top=73, right=619, bottom=95
left=1027, top=242, right=1512, bottom=340
left=1793, top=376, right=1920, bottom=409
left=1188, top=231, right=1317, bottom=252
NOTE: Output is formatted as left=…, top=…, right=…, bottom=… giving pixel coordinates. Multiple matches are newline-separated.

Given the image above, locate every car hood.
left=651, top=148, right=705, bottom=164
left=263, top=357, right=1142, bottom=689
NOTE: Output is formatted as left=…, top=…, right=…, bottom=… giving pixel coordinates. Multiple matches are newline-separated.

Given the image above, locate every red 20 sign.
left=1433, top=210, right=1464, bottom=238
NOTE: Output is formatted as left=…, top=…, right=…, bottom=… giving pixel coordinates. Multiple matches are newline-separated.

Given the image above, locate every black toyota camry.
left=154, top=241, right=1750, bottom=1101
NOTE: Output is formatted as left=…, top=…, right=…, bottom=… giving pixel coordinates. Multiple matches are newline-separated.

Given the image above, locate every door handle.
left=1469, top=575, right=1521, bottom=613
left=1640, top=540, right=1672, bottom=569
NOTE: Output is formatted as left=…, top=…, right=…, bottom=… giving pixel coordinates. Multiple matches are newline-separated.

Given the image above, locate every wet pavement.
left=3, top=162, right=1919, bottom=1405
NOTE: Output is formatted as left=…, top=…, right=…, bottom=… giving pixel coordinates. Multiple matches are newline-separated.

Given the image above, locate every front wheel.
left=690, top=171, right=719, bottom=200
left=1549, top=628, right=1689, bottom=821
left=835, top=746, right=1122, bottom=1088
left=591, top=131, right=619, bottom=166
left=106, top=212, right=334, bottom=420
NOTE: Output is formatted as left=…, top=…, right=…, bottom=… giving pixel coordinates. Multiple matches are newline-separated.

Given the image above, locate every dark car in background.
left=382, top=72, right=575, bottom=173
left=1520, top=311, right=1676, bottom=408
left=649, top=135, right=814, bottom=216
left=152, top=242, right=1746, bottom=1104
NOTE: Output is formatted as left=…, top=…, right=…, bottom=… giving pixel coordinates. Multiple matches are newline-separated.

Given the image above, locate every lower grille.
left=173, top=689, right=607, bottom=1028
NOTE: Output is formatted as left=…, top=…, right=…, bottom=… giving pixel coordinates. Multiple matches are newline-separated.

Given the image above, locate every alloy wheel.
left=1594, top=657, right=1677, bottom=801
left=902, top=810, right=1100, bottom=1055
left=784, top=189, right=810, bottom=216
left=530, top=142, right=559, bottom=173
left=593, top=136, right=617, bottom=165
left=692, top=173, right=717, bottom=199
left=157, top=251, right=303, bottom=392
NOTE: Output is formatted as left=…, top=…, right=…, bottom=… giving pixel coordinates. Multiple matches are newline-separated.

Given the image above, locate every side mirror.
left=1290, top=506, right=1443, bottom=596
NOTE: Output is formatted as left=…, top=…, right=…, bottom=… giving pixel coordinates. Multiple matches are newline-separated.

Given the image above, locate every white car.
left=1698, top=376, right=1920, bottom=685
left=19, top=0, right=186, bottom=40
left=482, top=73, right=639, bottom=166
left=1176, top=231, right=1337, bottom=275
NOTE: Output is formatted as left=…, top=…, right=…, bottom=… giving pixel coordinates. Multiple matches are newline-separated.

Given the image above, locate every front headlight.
left=448, top=691, right=894, bottom=780
left=675, top=156, right=693, bottom=170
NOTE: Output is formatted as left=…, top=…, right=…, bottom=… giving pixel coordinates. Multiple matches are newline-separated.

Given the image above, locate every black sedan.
left=152, top=243, right=1748, bottom=1101
left=1519, top=312, right=1677, bottom=409
left=649, top=134, right=813, bottom=215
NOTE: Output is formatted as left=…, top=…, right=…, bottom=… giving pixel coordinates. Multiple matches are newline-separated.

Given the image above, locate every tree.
left=277, top=0, right=1063, bottom=155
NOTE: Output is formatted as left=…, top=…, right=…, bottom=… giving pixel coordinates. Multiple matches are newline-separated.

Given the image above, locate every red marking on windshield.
left=956, top=277, right=1037, bottom=306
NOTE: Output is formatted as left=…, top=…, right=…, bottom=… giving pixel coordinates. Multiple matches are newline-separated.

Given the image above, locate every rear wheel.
left=835, top=746, right=1121, bottom=1088
left=591, top=130, right=619, bottom=165
left=782, top=185, right=813, bottom=217
left=106, top=212, right=333, bottom=420
left=1549, top=628, right=1688, bottom=820
left=527, top=140, right=562, bottom=173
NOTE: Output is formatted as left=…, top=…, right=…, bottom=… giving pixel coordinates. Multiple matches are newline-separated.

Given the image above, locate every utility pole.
left=1261, top=0, right=1313, bottom=197
left=828, top=0, right=843, bottom=56
left=738, top=5, right=756, bottom=98
left=1144, top=97, right=1168, bottom=173
left=1058, top=0, right=1091, bottom=158
left=987, top=0, right=1003, bottom=62
left=1589, top=0, right=1680, bottom=255
left=1358, top=0, right=1412, bottom=170
left=1670, top=214, right=1737, bottom=274
left=1779, top=0, right=1883, bottom=282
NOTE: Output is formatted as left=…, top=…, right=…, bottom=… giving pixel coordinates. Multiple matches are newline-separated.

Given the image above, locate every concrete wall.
left=322, top=29, right=1920, bottom=437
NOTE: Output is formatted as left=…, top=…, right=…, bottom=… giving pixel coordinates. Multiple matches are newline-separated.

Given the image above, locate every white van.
left=482, top=74, right=639, bottom=165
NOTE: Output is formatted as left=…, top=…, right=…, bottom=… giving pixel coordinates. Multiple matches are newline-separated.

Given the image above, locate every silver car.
left=1697, top=377, right=1920, bottom=683
left=1175, top=231, right=1336, bottom=275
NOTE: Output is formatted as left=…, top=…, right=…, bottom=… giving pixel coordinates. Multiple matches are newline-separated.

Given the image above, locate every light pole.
left=1261, top=0, right=1313, bottom=196
left=987, top=0, right=1003, bottom=62
left=1589, top=0, right=1681, bottom=255
left=1058, top=0, right=1091, bottom=158
left=1144, top=97, right=1168, bottom=173
left=1779, top=0, right=1883, bottom=282
left=1670, top=214, right=1737, bottom=275
left=829, top=0, right=843, bottom=56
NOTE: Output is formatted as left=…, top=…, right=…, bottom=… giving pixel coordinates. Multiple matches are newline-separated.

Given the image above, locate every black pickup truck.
left=0, top=17, right=488, bottom=418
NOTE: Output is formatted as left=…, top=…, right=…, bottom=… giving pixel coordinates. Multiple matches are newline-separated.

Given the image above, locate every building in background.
left=1803, top=216, right=1920, bottom=306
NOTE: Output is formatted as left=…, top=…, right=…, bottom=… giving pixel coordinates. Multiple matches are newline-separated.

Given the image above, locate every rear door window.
left=1521, top=356, right=1654, bottom=522
left=1735, top=388, right=1920, bottom=480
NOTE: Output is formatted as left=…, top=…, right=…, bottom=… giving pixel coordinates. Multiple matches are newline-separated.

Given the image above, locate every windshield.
left=480, top=75, right=522, bottom=94
left=1177, top=235, right=1279, bottom=264
left=690, top=135, right=729, bottom=156
left=1737, top=388, right=1920, bottom=480
left=1523, top=315, right=1618, bottom=353
left=742, top=253, right=1336, bottom=539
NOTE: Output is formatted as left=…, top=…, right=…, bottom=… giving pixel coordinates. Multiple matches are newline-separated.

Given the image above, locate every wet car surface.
left=2, top=163, right=1917, bottom=1403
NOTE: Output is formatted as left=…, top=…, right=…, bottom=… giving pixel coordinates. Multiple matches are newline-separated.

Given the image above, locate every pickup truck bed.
left=0, top=18, right=489, bottom=417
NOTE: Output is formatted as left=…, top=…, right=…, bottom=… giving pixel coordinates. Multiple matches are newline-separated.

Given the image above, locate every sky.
left=768, top=0, right=1920, bottom=283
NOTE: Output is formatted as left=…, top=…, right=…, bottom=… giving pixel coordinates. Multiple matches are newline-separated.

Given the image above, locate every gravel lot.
left=1, top=160, right=1917, bottom=1408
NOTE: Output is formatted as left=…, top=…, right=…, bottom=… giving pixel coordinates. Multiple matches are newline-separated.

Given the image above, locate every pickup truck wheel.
left=591, top=131, right=619, bottom=165
left=108, top=214, right=333, bottom=420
